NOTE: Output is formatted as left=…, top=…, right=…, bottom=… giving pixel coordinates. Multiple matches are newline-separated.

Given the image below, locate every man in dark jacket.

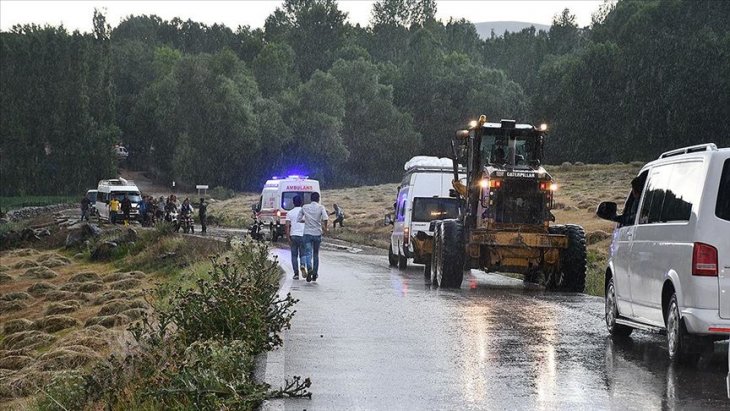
left=121, top=194, right=132, bottom=225
left=199, top=197, right=208, bottom=233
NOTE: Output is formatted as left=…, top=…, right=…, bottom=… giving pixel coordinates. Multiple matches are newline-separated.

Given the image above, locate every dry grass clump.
left=40, top=258, right=71, bottom=268
left=101, top=271, right=131, bottom=283
left=43, top=290, right=90, bottom=302
left=98, top=299, right=147, bottom=316
left=67, top=271, right=102, bottom=283
left=3, top=318, right=33, bottom=334
left=45, top=301, right=81, bottom=316
left=108, top=278, right=142, bottom=290
left=91, top=290, right=132, bottom=305
left=83, top=314, right=130, bottom=328
left=0, top=300, right=27, bottom=314
left=0, top=265, right=11, bottom=272
left=1, top=291, right=32, bottom=301
left=58, top=334, right=109, bottom=352
left=13, top=259, right=38, bottom=269
left=127, top=270, right=146, bottom=278
left=27, top=282, right=57, bottom=297
left=20, top=266, right=57, bottom=279
left=9, top=248, right=38, bottom=257
left=33, top=315, right=81, bottom=333
left=586, top=230, right=611, bottom=245
left=0, top=370, right=54, bottom=399
left=0, top=355, right=34, bottom=370
left=38, top=346, right=100, bottom=371
left=0, top=273, right=12, bottom=283
left=121, top=308, right=147, bottom=320
left=36, top=253, right=69, bottom=263
left=1, top=330, right=57, bottom=350
left=60, top=281, right=105, bottom=293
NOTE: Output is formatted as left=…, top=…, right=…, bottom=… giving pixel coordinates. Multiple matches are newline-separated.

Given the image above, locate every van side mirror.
left=596, top=201, right=618, bottom=221
left=384, top=214, right=394, bottom=226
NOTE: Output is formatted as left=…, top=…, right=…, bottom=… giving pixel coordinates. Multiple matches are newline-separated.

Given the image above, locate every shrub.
left=169, top=241, right=296, bottom=350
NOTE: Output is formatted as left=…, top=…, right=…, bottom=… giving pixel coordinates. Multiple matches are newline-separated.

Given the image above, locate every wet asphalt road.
left=266, top=247, right=730, bottom=411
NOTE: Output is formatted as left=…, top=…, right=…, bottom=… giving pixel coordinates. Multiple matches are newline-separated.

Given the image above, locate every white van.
left=389, top=157, right=465, bottom=269
left=96, top=178, right=142, bottom=223
left=254, top=175, right=320, bottom=241
left=597, top=143, right=729, bottom=359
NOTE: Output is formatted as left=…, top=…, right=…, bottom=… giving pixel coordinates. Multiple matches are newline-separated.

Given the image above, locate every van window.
left=110, top=192, right=142, bottom=203
left=412, top=198, right=460, bottom=222
left=281, top=192, right=314, bottom=211
left=639, top=161, right=702, bottom=224
left=97, top=192, right=104, bottom=202
left=716, top=159, right=730, bottom=221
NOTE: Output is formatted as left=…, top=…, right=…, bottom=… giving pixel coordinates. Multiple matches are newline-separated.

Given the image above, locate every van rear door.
left=716, top=159, right=730, bottom=319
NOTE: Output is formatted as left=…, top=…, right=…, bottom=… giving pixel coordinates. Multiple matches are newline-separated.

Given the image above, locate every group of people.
left=285, top=193, right=331, bottom=282
left=79, top=193, right=208, bottom=232
left=106, top=194, right=134, bottom=225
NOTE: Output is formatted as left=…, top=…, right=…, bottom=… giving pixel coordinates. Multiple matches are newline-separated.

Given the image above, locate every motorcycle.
left=165, top=209, right=179, bottom=231
left=249, top=219, right=265, bottom=241
left=179, top=212, right=195, bottom=234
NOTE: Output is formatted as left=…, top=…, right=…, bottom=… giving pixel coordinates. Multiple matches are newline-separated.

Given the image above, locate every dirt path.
left=119, top=169, right=195, bottom=199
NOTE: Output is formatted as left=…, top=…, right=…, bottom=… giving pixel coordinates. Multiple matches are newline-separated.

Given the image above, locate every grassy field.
left=0, top=196, right=77, bottom=212
left=0, top=225, right=229, bottom=407
left=208, top=162, right=644, bottom=296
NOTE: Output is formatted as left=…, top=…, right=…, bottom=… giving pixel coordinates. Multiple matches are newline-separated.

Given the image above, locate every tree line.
left=1, top=0, right=728, bottom=195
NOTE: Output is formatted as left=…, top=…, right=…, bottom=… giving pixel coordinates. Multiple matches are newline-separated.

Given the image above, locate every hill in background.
left=474, top=21, right=550, bottom=38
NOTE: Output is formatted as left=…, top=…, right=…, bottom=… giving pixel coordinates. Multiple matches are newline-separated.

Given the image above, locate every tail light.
left=404, top=226, right=410, bottom=246
left=489, top=180, right=503, bottom=189
left=692, top=242, right=718, bottom=276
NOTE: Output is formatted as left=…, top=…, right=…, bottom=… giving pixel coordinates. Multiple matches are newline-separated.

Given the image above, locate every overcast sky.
left=1, top=1, right=606, bottom=32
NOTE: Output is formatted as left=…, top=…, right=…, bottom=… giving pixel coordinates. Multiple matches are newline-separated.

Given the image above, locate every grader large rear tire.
left=549, top=224, right=587, bottom=292
left=434, top=220, right=465, bottom=289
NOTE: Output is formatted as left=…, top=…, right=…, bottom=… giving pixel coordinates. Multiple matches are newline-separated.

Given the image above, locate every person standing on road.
left=298, top=192, right=328, bottom=282
left=331, top=203, right=345, bottom=230
left=108, top=196, right=121, bottom=224
left=286, top=195, right=306, bottom=280
left=198, top=197, right=208, bottom=233
left=139, top=196, right=148, bottom=226
left=80, top=196, right=91, bottom=221
left=121, top=194, right=132, bottom=225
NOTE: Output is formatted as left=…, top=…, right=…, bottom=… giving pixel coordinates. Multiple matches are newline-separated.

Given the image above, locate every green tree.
left=252, top=42, right=299, bottom=97
left=329, top=58, right=421, bottom=183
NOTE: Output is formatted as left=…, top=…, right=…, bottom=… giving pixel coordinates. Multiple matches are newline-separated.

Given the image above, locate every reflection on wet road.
left=272, top=248, right=729, bottom=410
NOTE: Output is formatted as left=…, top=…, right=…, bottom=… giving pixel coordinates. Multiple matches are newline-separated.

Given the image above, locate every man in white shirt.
left=298, top=192, right=328, bottom=282
left=286, top=195, right=306, bottom=280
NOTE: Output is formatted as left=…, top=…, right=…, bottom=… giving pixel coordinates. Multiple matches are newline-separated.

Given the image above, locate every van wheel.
left=667, top=293, right=696, bottom=361
left=434, top=220, right=465, bottom=288
left=398, top=251, right=408, bottom=270
left=605, top=278, right=632, bottom=337
left=388, top=246, right=398, bottom=267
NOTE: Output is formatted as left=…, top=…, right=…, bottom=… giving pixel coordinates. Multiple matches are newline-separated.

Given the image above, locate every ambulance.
left=254, top=175, right=320, bottom=241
